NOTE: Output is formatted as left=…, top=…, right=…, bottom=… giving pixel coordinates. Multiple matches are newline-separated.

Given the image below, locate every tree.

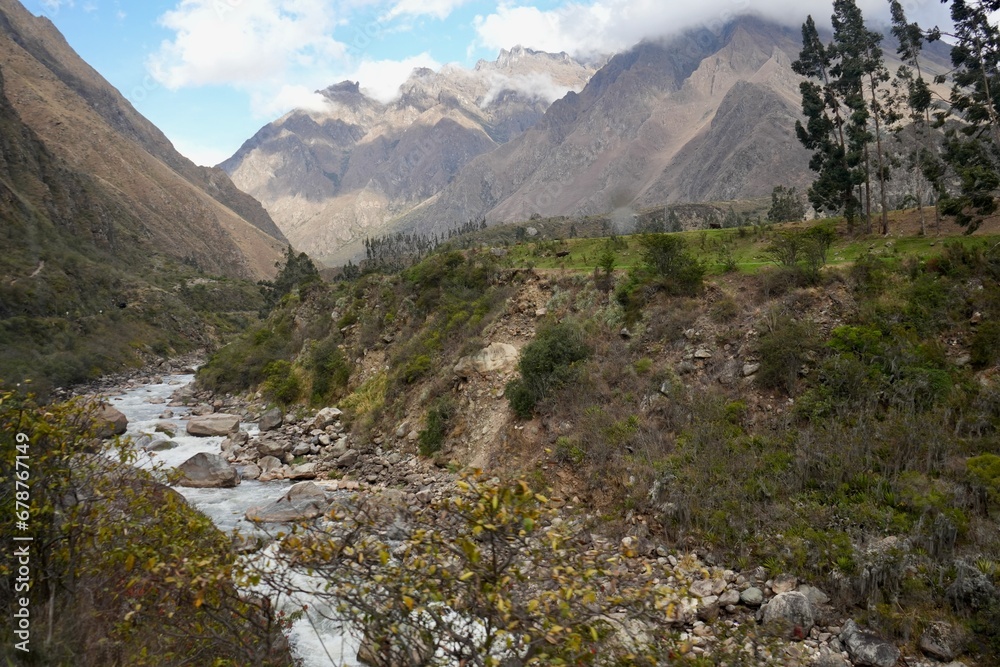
left=252, top=473, right=671, bottom=666
left=935, top=0, right=1000, bottom=231
left=793, top=15, right=863, bottom=225
left=638, top=234, right=705, bottom=295
left=505, top=321, right=591, bottom=419
left=768, top=185, right=807, bottom=222
left=258, top=245, right=320, bottom=314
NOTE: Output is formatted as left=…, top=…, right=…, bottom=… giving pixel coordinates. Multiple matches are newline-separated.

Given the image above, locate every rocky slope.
left=221, top=47, right=596, bottom=265
left=0, top=0, right=286, bottom=279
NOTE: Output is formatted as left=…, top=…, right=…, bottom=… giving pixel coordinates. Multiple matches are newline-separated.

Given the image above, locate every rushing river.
left=108, top=373, right=361, bottom=666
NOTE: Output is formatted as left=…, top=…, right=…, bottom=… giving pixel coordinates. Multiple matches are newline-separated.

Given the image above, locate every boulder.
left=258, top=456, right=282, bottom=473
left=761, top=591, right=814, bottom=640
left=258, top=407, right=283, bottom=432
left=246, top=481, right=330, bottom=523
left=93, top=403, right=128, bottom=438
left=238, top=463, right=262, bottom=481
left=771, top=573, right=798, bottom=594
left=186, top=414, right=240, bottom=436
left=176, top=453, right=240, bottom=488
left=154, top=421, right=176, bottom=437
left=689, top=578, right=725, bottom=598
left=288, top=463, right=317, bottom=480
left=256, top=438, right=288, bottom=459
left=312, top=407, right=343, bottom=429
left=336, top=449, right=359, bottom=468
left=454, top=342, right=519, bottom=378
left=841, top=620, right=900, bottom=667
left=145, top=439, right=178, bottom=452
left=919, top=621, right=966, bottom=662
left=740, top=587, right=764, bottom=607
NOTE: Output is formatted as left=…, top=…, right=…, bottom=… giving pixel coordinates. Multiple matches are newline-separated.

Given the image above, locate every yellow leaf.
left=460, top=571, right=475, bottom=582
left=125, top=554, right=135, bottom=572
left=403, top=595, right=415, bottom=610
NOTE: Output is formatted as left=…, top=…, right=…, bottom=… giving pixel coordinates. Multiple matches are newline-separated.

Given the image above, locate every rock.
left=771, top=573, right=798, bottom=594
left=186, top=414, right=240, bottom=437
left=93, top=403, right=128, bottom=438
left=154, top=422, right=176, bottom=437
left=690, top=578, right=725, bottom=598
left=328, top=436, right=350, bottom=459
left=740, top=587, right=764, bottom=607
left=246, top=481, right=330, bottom=523
left=694, top=348, right=713, bottom=359
left=797, top=584, right=830, bottom=607
left=718, top=589, right=740, bottom=607
left=312, top=407, right=343, bottom=429
left=920, top=621, right=966, bottom=662
left=258, top=407, right=283, bottom=432
left=256, top=439, right=288, bottom=459
left=176, top=453, right=240, bottom=488
left=761, top=591, right=814, bottom=640
left=145, top=439, right=178, bottom=452
left=454, top=342, right=519, bottom=377
left=238, top=463, right=262, bottom=480
left=291, top=442, right=312, bottom=457
left=841, top=620, right=900, bottom=667
left=258, top=456, right=283, bottom=473
left=336, top=449, right=359, bottom=468
left=946, top=559, right=999, bottom=611
left=743, top=362, right=761, bottom=377
left=288, top=463, right=318, bottom=480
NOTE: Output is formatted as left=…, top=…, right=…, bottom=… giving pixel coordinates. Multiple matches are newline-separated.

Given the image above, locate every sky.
left=22, top=0, right=953, bottom=168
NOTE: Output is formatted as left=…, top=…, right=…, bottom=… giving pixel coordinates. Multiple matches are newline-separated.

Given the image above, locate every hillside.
left=196, top=214, right=1000, bottom=664
left=0, top=0, right=288, bottom=394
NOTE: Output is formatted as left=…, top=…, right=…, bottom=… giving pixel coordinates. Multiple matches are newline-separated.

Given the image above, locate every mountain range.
left=222, top=16, right=954, bottom=266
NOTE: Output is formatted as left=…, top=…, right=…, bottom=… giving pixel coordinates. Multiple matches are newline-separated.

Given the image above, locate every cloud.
left=480, top=71, right=581, bottom=107
left=253, top=84, right=332, bottom=118
left=170, top=137, right=233, bottom=167
left=349, top=53, right=441, bottom=102
left=38, top=0, right=74, bottom=11
left=148, top=0, right=346, bottom=89
left=382, top=0, right=467, bottom=21
left=473, top=0, right=953, bottom=60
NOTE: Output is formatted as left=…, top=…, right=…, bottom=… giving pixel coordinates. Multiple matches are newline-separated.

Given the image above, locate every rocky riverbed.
left=77, top=361, right=978, bottom=667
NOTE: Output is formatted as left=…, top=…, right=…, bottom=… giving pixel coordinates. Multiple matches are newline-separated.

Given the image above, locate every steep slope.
left=397, top=16, right=954, bottom=235
left=0, top=0, right=286, bottom=279
left=221, top=48, right=596, bottom=265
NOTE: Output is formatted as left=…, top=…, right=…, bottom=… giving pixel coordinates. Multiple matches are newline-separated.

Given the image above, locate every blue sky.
left=22, top=0, right=952, bottom=168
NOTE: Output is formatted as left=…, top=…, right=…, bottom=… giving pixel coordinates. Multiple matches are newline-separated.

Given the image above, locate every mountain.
left=0, top=0, right=288, bottom=393
left=0, top=0, right=286, bottom=278
left=221, top=47, right=597, bottom=265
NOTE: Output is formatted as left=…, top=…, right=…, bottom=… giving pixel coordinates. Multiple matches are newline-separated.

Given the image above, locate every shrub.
left=638, top=234, right=705, bottom=295
left=755, top=313, right=820, bottom=394
left=971, top=320, right=1000, bottom=368
left=968, top=454, right=1000, bottom=506
left=418, top=397, right=455, bottom=456
left=262, top=360, right=301, bottom=406
left=505, top=321, right=591, bottom=419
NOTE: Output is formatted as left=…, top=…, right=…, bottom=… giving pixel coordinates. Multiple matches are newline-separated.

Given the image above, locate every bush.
left=505, top=321, right=591, bottom=419
left=755, top=313, right=820, bottom=394
left=418, top=397, right=455, bottom=456
left=638, top=234, right=705, bottom=295
left=263, top=360, right=301, bottom=406
left=968, top=454, right=1000, bottom=506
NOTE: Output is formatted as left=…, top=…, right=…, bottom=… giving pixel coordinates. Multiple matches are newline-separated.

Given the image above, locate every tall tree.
left=935, top=0, right=1000, bottom=230
left=793, top=16, right=863, bottom=224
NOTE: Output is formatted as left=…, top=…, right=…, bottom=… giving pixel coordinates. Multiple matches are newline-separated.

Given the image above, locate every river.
left=107, top=372, right=361, bottom=666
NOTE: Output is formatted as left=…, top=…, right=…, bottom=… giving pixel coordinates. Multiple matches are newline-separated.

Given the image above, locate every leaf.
left=125, top=553, right=135, bottom=572
left=460, top=571, right=475, bottom=582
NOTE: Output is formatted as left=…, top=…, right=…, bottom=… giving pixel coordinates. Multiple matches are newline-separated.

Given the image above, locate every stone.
left=694, top=348, right=713, bottom=359
left=920, top=621, right=966, bottom=662
left=176, top=453, right=240, bottom=488
left=145, top=439, right=178, bottom=452
left=312, top=407, right=343, bottom=429
left=740, top=587, right=764, bottom=607
left=841, top=620, right=900, bottom=667
left=771, top=573, right=798, bottom=594
left=238, top=463, right=261, bottom=480
left=336, top=449, right=359, bottom=468
left=743, top=362, right=761, bottom=377
left=246, top=481, right=330, bottom=523
left=93, top=403, right=128, bottom=438
left=258, top=407, right=283, bottom=432
left=690, top=578, right=725, bottom=598
left=718, top=589, right=740, bottom=607
left=761, top=591, right=814, bottom=640
left=454, top=342, right=519, bottom=377
left=154, top=422, right=176, bottom=437
left=288, top=463, right=318, bottom=480
left=291, top=442, right=312, bottom=457
left=256, top=439, right=287, bottom=459
left=186, top=413, right=240, bottom=437
left=797, top=584, right=830, bottom=607
left=258, top=456, right=283, bottom=473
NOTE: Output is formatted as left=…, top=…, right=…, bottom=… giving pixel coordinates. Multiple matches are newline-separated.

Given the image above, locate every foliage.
left=303, top=334, right=352, bottom=405
left=505, top=321, right=591, bottom=419
left=418, top=397, right=456, bottom=457
left=767, top=186, right=807, bottom=222
left=258, top=245, right=321, bottom=315
left=0, top=391, right=290, bottom=666
left=967, top=454, right=1000, bottom=506
left=262, top=359, right=301, bottom=406
left=754, top=313, right=820, bottom=394
left=637, top=234, right=705, bottom=295
left=253, top=472, right=668, bottom=666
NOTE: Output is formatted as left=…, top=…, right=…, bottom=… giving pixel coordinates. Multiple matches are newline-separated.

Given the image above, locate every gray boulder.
left=186, top=414, right=240, bottom=436
left=841, top=620, right=900, bottom=667
left=93, top=403, right=128, bottom=438
left=246, top=481, right=330, bottom=523
left=176, top=452, right=240, bottom=488
left=760, top=591, right=814, bottom=640
left=146, top=439, right=178, bottom=452
left=258, top=407, right=283, bottom=432
left=238, top=463, right=261, bottom=480
left=288, top=462, right=317, bottom=480
left=312, top=407, right=343, bottom=429
left=740, top=587, right=764, bottom=607
left=454, top=342, right=519, bottom=378
left=919, top=621, right=966, bottom=662
left=256, top=438, right=288, bottom=459
left=336, top=449, right=359, bottom=468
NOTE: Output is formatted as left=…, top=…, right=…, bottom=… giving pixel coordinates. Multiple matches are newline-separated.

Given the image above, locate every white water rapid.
left=108, top=373, right=361, bottom=666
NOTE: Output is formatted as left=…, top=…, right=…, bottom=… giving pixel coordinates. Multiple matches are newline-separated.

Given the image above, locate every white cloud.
left=253, top=84, right=332, bottom=117
left=38, top=0, right=74, bottom=12
left=349, top=53, right=441, bottom=102
left=382, top=0, right=467, bottom=21
left=473, top=0, right=953, bottom=60
left=481, top=71, right=580, bottom=107
left=170, top=137, right=233, bottom=167
left=148, top=0, right=346, bottom=89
